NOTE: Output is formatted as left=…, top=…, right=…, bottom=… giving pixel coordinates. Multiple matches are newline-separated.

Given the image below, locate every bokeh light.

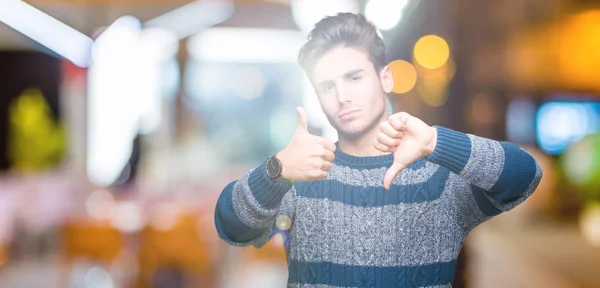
left=388, top=59, right=417, bottom=94
left=579, top=203, right=600, bottom=247
left=149, top=203, right=181, bottom=231
left=556, top=10, right=600, bottom=90
left=536, top=101, right=600, bottom=155
left=85, top=189, right=116, bottom=220
left=413, top=57, right=454, bottom=107
left=413, top=35, right=450, bottom=70
left=84, top=266, right=115, bottom=288
left=276, top=215, right=292, bottom=231
left=364, top=0, right=407, bottom=30
left=110, top=201, right=144, bottom=233
left=291, top=0, right=360, bottom=33
left=417, top=85, right=448, bottom=107
left=561, top=134, right=600, bottom=200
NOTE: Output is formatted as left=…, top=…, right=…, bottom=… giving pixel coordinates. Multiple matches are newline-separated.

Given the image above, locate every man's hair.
left=298, top=13, right=386, bottom=77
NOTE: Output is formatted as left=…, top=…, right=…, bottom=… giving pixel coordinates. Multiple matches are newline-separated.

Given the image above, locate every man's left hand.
left=373, top=112, right=438, bottom=190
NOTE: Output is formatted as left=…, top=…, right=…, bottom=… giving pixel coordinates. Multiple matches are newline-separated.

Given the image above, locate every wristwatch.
left=266, top=155, right=292, bottom=184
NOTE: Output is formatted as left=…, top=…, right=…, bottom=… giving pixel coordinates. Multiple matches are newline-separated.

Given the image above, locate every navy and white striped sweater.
left=215, top=126, right=543, bottom=287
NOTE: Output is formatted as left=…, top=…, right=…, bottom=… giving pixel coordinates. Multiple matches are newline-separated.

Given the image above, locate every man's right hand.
left=276, top=107, right=336, bottom=181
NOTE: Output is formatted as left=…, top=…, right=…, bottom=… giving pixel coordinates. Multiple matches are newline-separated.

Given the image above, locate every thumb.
left=384, top=161, right=406, bottom=190
left=295, top=106, right=309, bottom=134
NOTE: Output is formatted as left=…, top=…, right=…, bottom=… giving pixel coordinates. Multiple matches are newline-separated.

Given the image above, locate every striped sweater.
left=215, top=126, right=543, bottom=287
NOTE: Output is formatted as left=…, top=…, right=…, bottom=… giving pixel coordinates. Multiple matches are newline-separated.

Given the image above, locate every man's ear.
left=380, top=65, right=394, bottom=93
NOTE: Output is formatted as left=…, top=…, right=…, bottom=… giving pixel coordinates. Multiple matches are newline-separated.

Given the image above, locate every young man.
left=215, top=13, right=542, bottom=287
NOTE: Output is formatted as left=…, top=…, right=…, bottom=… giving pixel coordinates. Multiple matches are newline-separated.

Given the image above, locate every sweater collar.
left=333, top=142, right=395, bottom=168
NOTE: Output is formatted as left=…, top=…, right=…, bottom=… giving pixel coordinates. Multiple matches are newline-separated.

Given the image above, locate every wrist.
left=424, top=126, right=438, bottom=156
left=273, top=151, right=293, bottom=182
left=249, top=161, right=291, bottom=209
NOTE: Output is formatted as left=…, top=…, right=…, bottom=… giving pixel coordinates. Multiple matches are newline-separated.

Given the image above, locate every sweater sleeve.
left=214, top=160, right=292, bottom=248
left=426, top=126, right=543, bottom=217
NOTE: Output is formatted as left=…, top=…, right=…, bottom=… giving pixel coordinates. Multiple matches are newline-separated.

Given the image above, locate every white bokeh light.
left=291, top=0, right=360, bottom=33
left=365, top=0, right=409, bottom=30
left=87, top=16, right=142, bottom=187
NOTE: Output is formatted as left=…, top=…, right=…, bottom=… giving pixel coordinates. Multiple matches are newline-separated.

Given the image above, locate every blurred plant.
left=7, top=88, right=66, bottom=171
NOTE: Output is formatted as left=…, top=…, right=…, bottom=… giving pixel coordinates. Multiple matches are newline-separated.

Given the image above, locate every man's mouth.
left=338, top=108, right=361, bottom=120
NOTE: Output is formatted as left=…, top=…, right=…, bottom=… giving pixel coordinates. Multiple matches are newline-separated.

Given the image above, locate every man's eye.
left=323, top=84, right=334, bottom=92
left=350, top=76, right=361, bottom=82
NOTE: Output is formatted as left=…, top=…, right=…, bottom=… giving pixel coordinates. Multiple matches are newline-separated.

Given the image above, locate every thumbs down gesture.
left=373, top=112, right=438, bottom=190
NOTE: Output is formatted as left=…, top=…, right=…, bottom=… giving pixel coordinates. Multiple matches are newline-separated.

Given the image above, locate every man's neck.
left=337, top=120, right=390, bottom=157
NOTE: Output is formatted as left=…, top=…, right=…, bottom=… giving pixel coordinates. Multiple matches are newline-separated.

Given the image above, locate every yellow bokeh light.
left=417, top=86, right=448, bottom=107
left=388, top=60, right=417, bottom=94
left=413, top=35, right=450, bottom=70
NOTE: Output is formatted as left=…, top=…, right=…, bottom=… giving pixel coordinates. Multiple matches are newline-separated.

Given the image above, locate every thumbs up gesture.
left=373, top=112, right=438, bottom=190
left=276, top=107, right=337, bottom=181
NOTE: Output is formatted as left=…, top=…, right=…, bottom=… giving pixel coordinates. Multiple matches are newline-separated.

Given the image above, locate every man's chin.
left=336, top=125, right=365, bottom=140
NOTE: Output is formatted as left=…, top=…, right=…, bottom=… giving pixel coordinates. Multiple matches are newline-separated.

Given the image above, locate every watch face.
left=267, top=157, right=281, bottom=179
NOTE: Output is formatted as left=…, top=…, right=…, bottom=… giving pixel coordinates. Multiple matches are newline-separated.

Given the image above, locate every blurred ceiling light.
left=87, top=16, right=142, bottom=187
left=291, top=0, right=360, bottom=32
left=91, top=15, right=142, bottom=62
left=365, top=0, right=408, bottom=30
left=137, top=27, right=179, bottom=62
left=145, top=0, right=233, bottom=40
left=188, top=28, right=304, bottom=63
left=388, top=59, right=417, bottom=94
left=414, top=34, right=450, bottom=69
left=0, top=0, right=93, bottom=67
left=135, top=28, right=177, bottom=135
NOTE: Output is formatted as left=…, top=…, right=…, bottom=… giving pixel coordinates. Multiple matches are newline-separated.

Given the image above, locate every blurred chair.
left=59, top=220, right=125, bottom=287
left=137, top=212, right=217, bottom=288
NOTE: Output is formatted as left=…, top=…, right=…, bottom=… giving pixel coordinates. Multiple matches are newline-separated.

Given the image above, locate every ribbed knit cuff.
left=425, top=126, right=472, bottom=174
left=248, top=161, right=292, bottom=209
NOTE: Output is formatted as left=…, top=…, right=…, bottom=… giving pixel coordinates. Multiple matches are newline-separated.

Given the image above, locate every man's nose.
left=336, top=84, right=352, bottom=104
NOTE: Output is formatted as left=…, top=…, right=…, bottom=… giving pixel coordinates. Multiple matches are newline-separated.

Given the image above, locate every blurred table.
left=468, top=216, right=600, bottom=288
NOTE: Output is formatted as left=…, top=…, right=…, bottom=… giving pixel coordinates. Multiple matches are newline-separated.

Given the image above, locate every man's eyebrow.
left=343, top=69, right=364, bottom=78
left=316, top=69, right=365, bottom=88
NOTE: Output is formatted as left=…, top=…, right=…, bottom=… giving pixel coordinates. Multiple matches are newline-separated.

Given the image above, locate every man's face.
left=310, top=46, right=393, bottom=139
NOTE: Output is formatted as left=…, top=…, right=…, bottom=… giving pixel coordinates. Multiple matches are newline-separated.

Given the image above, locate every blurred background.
left=0, top=0, right=599, bottom=287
